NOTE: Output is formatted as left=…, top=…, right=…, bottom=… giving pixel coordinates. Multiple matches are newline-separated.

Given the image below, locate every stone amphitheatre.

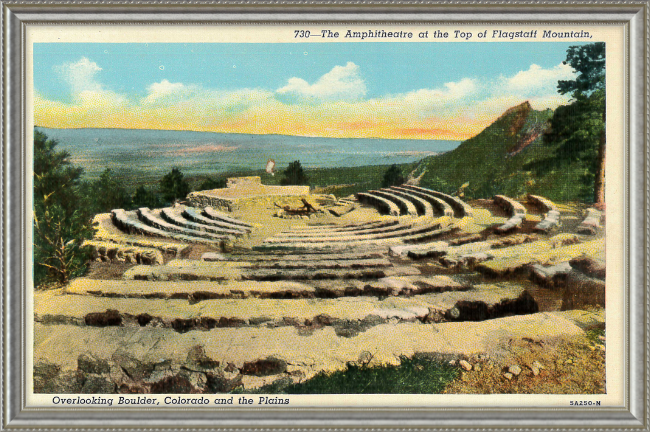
left=33, top=175, right=606, bottom=394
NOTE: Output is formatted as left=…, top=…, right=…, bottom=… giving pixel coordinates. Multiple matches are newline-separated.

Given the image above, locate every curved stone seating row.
left=527, top=194, right=557, bottom=213
left=137, top=208, right=232, bottom=241
left=356, top=192, right=401, bottom=216
left=264, top=219, right=434, bottom=244
left=255, top=223, right=457, bottom=252
left=494, top=195, right=527, bottom=216
left=289, top=219, right=399, bottom=234
left=577, top=208, right=602, bottom=235
left=111, top=209, right=221, bottom=246
left=386, top=188, right=435, bottom=217
left=274, top=219, right=417, bottom=239
left=394, top=186, right=455, bottom=217
left=162, top=208, right=247, bottom=236
left=203, top=207, right=254, bottom=229
left=493, top=195, right=527, bottom=233
left=263, top=220, right=453, bottom=247
left=368, top=190, right=418, bottom=216
left=402, top=185, right=473, bottom=217
left=183, top=207, right=250, bottom=234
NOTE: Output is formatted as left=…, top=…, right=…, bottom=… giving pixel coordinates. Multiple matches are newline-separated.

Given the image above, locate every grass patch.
left=246, top=356, right=458, bottom=394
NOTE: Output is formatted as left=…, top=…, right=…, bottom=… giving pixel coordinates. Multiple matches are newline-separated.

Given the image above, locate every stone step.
left=111, top=209, right=222, bottom=246
left=391, top=186, right=454, bottom=217
left=35, top=283, right=537, bottom=333
left=33, top=309, right=598, bottom=392
left=203, top=207, right=254, bottom=229
left=310, top=275, right=468, bottom=297
left=123, top=260, right=421, bottom=282
left=274, top=220, right=414, bottom=238
left=356, top=192, right=401, bottom=216
left=254, top=223, right=457, bottom=252
left=64, top=275, right=466, bottom=300
left=234, top=251, right=385, bottom=262
left=243, top=265, right=420, bottom=282
left=161, top=208, right=247, bottom=236
left=264, top=219, right=441, bottom=244
left=248, top=257, right=393, bottom=270
left=290, top=219, right=399, bottom=232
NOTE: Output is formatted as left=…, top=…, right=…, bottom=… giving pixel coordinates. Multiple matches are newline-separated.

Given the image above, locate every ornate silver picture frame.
left=3, top=1, right=649, bottom=430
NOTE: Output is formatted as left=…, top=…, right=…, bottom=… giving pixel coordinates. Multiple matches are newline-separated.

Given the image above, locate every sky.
left=33, top=42, right=586, bottom=140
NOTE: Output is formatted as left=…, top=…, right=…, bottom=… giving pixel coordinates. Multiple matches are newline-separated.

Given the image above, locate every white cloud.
left=277, top=62, right=367, bottom=102
left=142, top=79, right=190, bottom=104
left=504, top=63, right=575, bottom=94
left=53, top=57, right=103, bottom=95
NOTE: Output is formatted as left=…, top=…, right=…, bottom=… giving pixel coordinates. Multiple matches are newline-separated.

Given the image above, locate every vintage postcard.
left=25, top=21, right=626, bottom=412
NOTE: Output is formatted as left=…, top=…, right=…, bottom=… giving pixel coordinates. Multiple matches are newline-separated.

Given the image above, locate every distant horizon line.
left=33, top=125, right=464, bottom=142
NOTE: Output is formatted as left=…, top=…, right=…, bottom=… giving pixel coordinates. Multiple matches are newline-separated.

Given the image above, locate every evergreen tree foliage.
left=381, top=164, right=406, bottom=188
left=545, top=42, right=606, bottom=205
left=33, top=131, right=95, bottom=287
left=280, top=160, right=308, bottom=186
left=199, top=176, right=227, bottom=191
left=160, top=167, right=191, bottom=203
left=84, top=168, right=132, bottom=213
left=131, top=185, right=163, bottom=209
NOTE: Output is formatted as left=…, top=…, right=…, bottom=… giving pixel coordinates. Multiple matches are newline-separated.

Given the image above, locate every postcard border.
left=3, top=1, right=649, bottom=430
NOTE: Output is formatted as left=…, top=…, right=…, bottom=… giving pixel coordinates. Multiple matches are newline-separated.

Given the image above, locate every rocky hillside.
left=411, top=102, right=591, bottom=203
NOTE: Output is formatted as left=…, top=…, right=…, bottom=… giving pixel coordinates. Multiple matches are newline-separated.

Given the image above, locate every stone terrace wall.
left=188, top=176, right=312, bottom=212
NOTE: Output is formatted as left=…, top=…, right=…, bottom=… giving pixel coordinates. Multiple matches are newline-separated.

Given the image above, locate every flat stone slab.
left=36, top=283, right=534, bottom=331
left=309, top=275, right=468, bottom=297
left=249, top=257, right=392, bottom=270
left=83, top=240, right=164, bottom=265
left=123, top=259, right=419, bottom=282
left=65, top=278, right=318, bottom=300
left=33, top=310, right=591, bottom=392
left=238, top=251, right=385, bottom=262
left=477, top=239, right=605, bottom=277
left=123, top=261, right=248, bottom=281
left=202, top=252, right=228, bottom=262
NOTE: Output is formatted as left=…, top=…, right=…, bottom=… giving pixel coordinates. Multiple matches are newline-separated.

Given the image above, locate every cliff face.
left=410, top=102, right=589, bottom=202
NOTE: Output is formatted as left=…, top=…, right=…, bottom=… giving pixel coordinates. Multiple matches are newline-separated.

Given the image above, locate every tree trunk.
left=593, top=112, right=606, bottom=210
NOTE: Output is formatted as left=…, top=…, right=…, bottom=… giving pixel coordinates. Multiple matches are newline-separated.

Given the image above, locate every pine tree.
left=33, top=131, right=95, bottom=287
